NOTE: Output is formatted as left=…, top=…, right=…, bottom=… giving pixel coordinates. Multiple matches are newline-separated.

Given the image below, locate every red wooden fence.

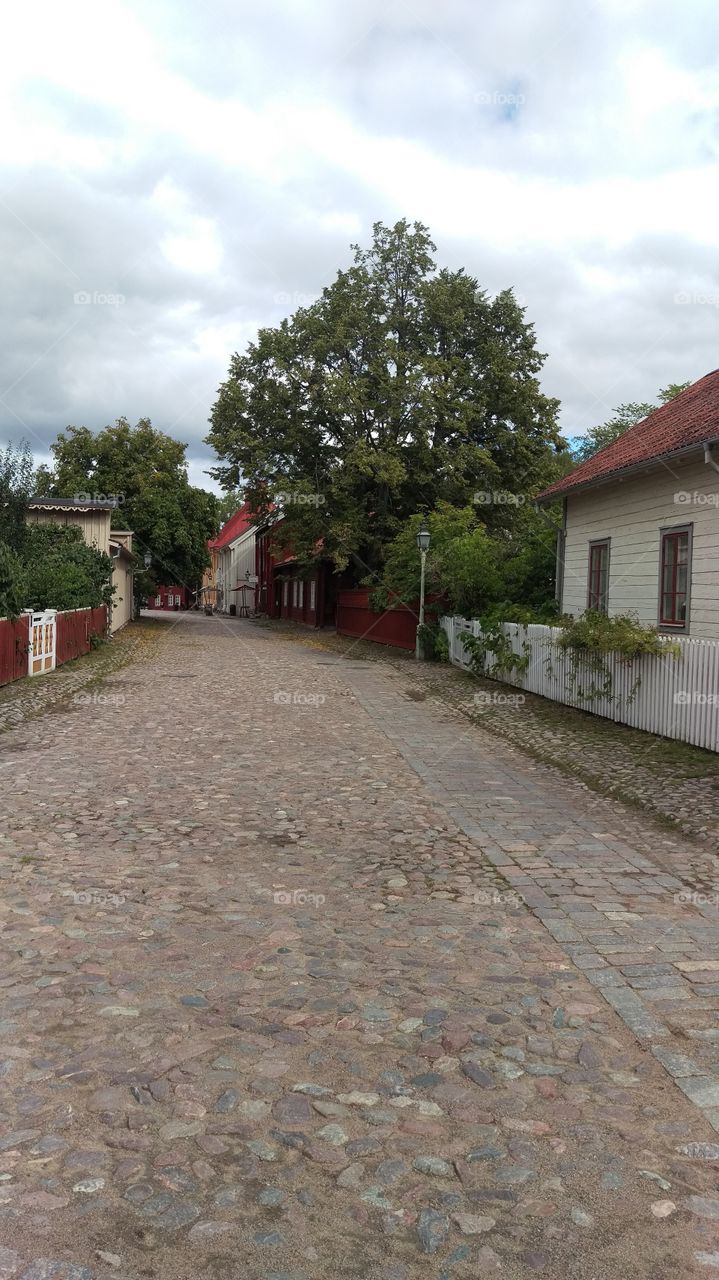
left=0, top=617, right=30, bottom=686
left=0, top=606, right=108, bottom=688
left=336, top=589, right=420, bottom=650
left=56, top=607, right=108, bottom=664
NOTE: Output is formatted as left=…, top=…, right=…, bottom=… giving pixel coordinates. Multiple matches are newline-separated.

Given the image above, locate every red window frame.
left=587, top=539, right=610, bottom=612
left=659, top=527, right=690, bottom=628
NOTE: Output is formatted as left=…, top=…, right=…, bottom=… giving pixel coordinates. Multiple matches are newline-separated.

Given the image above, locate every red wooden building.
left=255, top=520, right=338, bottom=628
left=151, top=585, right=190, bottom=610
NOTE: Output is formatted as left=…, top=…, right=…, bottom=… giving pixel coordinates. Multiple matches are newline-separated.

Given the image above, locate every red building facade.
left=255, top=521, right=336, bottom=628
left=151, top=585, right=190, bottom=610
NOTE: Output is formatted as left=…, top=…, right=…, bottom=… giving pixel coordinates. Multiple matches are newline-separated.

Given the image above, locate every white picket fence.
left=441, top=616, right=719, bottom=754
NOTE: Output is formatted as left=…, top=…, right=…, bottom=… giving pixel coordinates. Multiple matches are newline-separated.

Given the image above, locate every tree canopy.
left=376, top=500, right=560, bottom=621
left=571, top=382, right=690, bottom=463
left=208, top=219, right=568, bottom=576
left=40, top=418, right=220, bottom=593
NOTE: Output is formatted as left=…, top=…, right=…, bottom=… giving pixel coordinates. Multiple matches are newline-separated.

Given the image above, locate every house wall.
left=562, top=453, right=719, bottom=638
left=27, top=507, right=112, bottom=553
left=110, top=561, right=133, bottom=632
left=221, top=527, right=256, bottom=611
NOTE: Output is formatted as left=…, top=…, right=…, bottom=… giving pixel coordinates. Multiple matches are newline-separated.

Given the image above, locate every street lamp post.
left=415, top=523, right=430, bottom=661
left=143, top=551, right=152, bottom=569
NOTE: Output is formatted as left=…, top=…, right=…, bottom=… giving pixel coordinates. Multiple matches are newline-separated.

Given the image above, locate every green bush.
left=556, top=610, right=680, bottom=659
left=0, top=541, right=25, bottom=619
left=22, top=525, right=114, bottom=612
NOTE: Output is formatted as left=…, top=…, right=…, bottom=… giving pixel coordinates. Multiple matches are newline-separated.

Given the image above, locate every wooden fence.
left=336, top=589, right=419, bottom=650
left=0, top=606, right=108, bottom=689
left=441, top=616, right=719, bottom=754
left=56, top=606, right=108, bottom=664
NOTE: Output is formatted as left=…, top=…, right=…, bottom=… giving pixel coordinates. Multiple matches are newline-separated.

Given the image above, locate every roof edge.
left=536, top=438, right=719, bottom=504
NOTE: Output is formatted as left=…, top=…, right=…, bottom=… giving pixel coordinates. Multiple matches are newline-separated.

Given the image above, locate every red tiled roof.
left=208, top=502, right=254, bottom=550
left=538, top=370, right=719, bottom=501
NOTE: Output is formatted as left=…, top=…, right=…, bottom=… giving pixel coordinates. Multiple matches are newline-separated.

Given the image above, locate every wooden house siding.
left=562, top=454, right=719, bottom=638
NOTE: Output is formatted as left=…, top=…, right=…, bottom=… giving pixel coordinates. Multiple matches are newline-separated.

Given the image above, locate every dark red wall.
left=336, top=588, right=419, bottom=650
left=0, top=617, right=29, bottom=686
left=152, top=586, right=189, bottom=609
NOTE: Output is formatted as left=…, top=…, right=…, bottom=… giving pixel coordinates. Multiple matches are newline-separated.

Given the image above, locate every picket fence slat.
left=441, top=616, right=719, bottom=754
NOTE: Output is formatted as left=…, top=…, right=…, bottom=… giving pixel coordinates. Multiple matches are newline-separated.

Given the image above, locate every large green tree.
left=40, top=418, right=219, bottom=595
left=0, top=440, right=34, bottom=553
left=571, top=382, right=690, bottom=463
left=208, top=219, right=567, bottom=576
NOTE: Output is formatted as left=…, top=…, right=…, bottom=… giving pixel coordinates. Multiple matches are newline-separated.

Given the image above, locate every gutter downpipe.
left=703, top=442, right=719, bottom=477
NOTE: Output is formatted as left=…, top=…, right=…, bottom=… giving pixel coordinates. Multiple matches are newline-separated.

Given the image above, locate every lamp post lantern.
left=143, top=551, right=152, bottom=569
left=415, top=523, right=430, bottom=661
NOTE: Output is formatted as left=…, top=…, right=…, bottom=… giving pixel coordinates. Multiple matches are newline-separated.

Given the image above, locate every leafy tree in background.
left=39, top=418, right=220, bottom=596
left=376, top=501, right=560, bottom=620
left=208, top=219, right=568, bottom=577
left=215, top=489, right=245, bottom=525
left=571, top=383, right=690, bottom=463
left=0, top=441, right=34, bottom=553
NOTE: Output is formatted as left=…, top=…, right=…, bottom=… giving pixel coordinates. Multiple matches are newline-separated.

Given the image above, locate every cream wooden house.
left=538, top=371, right=719, bottom=640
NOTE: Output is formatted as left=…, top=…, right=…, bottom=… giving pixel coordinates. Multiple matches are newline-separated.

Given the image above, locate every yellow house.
left=27, top=497, right=134, bottom=633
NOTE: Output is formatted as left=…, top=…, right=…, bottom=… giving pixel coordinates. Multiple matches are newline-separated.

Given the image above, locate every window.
left=293, top=579, right=298, bottom=606
left=298, top=580, right=304, bottom=609
left=283, top=581, right=288, bottom=607
left=155, top=595, right=162, bottom=608
left=659, top=526, right=691, bottom=629
left=587, top=540, right=610, bottom=613
left=309, top=579, right=316, bottom=612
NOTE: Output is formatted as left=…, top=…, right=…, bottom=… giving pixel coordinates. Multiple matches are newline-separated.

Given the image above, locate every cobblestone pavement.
left=1, top=613, right=719, bottom=1280
left=0, top=622, right=165, bottom=735
left=254, top=620, right=719, bottom=842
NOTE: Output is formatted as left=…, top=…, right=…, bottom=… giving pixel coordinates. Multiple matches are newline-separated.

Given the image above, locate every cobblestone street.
left=1, top=613, right=719, bottom=1280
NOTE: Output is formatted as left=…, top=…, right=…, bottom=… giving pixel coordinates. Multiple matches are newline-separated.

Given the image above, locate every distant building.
left=205, top=504, right=256, bottom=613
left=151, top=585, right=190, bottom=610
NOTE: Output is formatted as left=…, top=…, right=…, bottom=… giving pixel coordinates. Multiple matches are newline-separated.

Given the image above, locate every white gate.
left=27, top=610, right=57, bottom=676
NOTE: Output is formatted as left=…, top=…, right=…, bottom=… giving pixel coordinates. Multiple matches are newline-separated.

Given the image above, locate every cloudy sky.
left=2, top=0, right=718, bottom=490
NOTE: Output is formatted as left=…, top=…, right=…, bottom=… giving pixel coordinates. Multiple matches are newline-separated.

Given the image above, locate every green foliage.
left=556, top=610, right=680, bottom=659
left=40, top=418, right=220, bottom=595
left=0, top=440, right=34, bottom=554
left=462, top=623, right=531, bottom=680
left=21, top=524, right=114, bottom=612
left=549, top=611, right=680, bottom=705
left=216, top=489, right=245, bottom=525
left=208, top=219, right=568, bottom=576
left=0, top=541, right=25, bottom=619
left=417, top=622, right=449, bottom=662
left=376, top=501, right=561, bottom=618
left=571, top=383, right=690, bottom=462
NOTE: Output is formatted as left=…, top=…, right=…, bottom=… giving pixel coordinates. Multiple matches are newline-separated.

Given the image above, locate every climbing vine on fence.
left=461, top=619, right=531, bottom=682
left=552, top=611, right=681, bottom=705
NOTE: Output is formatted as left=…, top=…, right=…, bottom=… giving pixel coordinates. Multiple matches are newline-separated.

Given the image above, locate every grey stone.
left=417, top=1208, right=449, bottom=1254
left=413, top=1156, right=453, bottom=1178
left=686, top=1196, right=719, bottom=1220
